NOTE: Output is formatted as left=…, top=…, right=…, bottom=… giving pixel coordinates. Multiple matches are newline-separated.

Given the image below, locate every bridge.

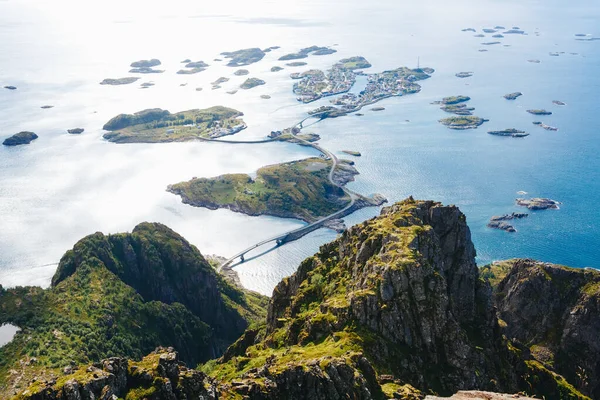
left=221, top=193, right=357, bottom=268
left=201, top=109, right=378, bottom=269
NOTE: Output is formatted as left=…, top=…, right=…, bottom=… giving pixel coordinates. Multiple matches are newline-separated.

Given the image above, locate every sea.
left=1, top=0, right=599, bottom=296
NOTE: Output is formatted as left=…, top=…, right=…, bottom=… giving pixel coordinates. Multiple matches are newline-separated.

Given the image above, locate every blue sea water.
left=0, top=0, right=599, bottom=295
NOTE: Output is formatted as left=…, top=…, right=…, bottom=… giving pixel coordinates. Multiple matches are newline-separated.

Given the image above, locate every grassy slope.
left=0, top=223, right=268, bottom=398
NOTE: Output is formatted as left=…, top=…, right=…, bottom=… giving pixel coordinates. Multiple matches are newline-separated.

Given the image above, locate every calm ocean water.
left=1, top=0, right=598, bottom=295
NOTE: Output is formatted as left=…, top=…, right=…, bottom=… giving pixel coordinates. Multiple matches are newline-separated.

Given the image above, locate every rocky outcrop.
left=3, top=131, right=38, bottom=146
left=492, top=259, right=600, bottom=398
left=19, top=348, right=215, bottom=400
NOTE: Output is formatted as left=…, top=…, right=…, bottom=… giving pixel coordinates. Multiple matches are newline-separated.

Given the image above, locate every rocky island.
left=129, top=58, right=164, bottom=73
left=487, top=212, right=528, bottom=232
left=2, top=131, right=38, bottom=146
left=342, top=150, right=361, bottom=156
left=271, top=66, right=283, bottom=72
left=3, top=85, right=17, bottom=90
left=488, top=129, right=529, bottom=138
left=177, top=60, right=209, bottom=74
left=504, top=92, right=523, bottom=100
left=516, top=198, right=561, bottom=210
left=527, top=109, right=553, bottom=116
left=552, top=100, right=566, bottom=106
left=100, top=77, right=139, bottom=85
left=67, top=128, right=84, bottom=134
left=532, top=121, right=558, bottom=131
left=234, top=69, right=249, bottom=76
left=437, top=96, right=474, bottom=115
left=286, top=61, right=308, bottom=67
left=220, top=48, right=266, bottom=67
left=102, top=106, right=247, bottom=143
left=439, top=116, right=488, bottom=130
left=240, top=77, right=266, bottom=89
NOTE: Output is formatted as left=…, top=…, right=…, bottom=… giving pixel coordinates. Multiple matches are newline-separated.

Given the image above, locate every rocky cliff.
left=485, top=259, right=600, bottom=399
left=0, top=223, right=267, bottom=399
left=6, top=201, right=594, bottom=400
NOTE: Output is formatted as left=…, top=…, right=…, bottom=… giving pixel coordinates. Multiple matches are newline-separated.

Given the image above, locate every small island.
left=504, top=92, right=522, bottom=100
left=240, top=78, right=265, bottom=90
left=140, top=82, right=155, bottom=89
left=3, top=131, right=38, bottom=146
left=371, top=106, right=385, bottom=111
left=528, top=59, right=541, bottom=63
left=220, top=48, right=266, bottom=67
left=439, top=116, right=487, bottom=130
left=3, top=85, right=17, bottom=90
left=441, top=104, right=475, bottom=115
left=177, top=61, right=209, bottom=75
left=286, top=61, right=308, bottom=67
left=532, top=121, right=558, bottom=131
left=342, top=150, right=361, bottom=157
left=100, top=77, right=140, bottom=85
left=67, top=128, right=85, bottom=134
left=482, top=41, right=501, bottom=45
left=41, top=105, right=54, bottom=109
left=455, top=72, right=474, bottom=78
left=260, top=94, right=271, bottom=99
left=487, top=129, right=529, bottom=138
left=102, top=106, right=246, bottom=143
left=234, top=69, right=249, bottom=76
left=167, top=157, right=352, bottom=223
left=271, top=66, right=284, bottom=72
left=552, top=100, right=566, bottom=106
left=278, top=46, right=337, bottom=61
left=441, top=95, right=471, bottom=104
left=487, top=212, right=528, bottom=232
left=516, top=198, right=560, bottom=210
left=212, top=77, right=230, bottom=86
left=462, top=28, right=476, bottom=32
left=129, top=59, right=163, bottom=74
left=527, top=109, right=552, bottom=116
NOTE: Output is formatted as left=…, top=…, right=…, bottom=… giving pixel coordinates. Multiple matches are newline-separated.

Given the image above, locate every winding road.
left=202, top=112, right=368, bottom=268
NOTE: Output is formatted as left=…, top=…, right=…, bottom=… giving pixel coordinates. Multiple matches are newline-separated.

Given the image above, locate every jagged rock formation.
left=487, top=259, right=600, bottom=399
left=8, top=201, right=594, bottom=400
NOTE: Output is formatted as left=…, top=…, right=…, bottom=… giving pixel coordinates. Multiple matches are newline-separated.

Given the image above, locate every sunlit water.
left=1, top=0, right=599, bottom=295
left=0, top=324, right=19, bottom=347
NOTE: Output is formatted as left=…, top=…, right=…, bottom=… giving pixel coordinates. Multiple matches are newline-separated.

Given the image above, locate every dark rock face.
left=53, top=222, right=252, bottom=350
left=265, top=199, right=518, bottom=395
left=493, top=259, right=600, bottom=398
left=3, top=131, right=38, bottom=146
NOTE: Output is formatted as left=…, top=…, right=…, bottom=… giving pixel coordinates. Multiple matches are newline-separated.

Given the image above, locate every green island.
left=167, top=157, right=351, bottom=223
left=240, top=77, right=266, bottom=89
left=441, top=95, right=471, bottom=104
left=220, top=48, right=266, bottom=67
left=102, top=106, right=247, bottom=143
left=6, top=200, right=596, bottom=399
left=439, top=115, right=488, bottom=129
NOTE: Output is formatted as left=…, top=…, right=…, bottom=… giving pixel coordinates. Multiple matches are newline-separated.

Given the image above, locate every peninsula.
left=278, top=45, right=337, bottom=61
left=102, top=106, right=246, bottom=143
